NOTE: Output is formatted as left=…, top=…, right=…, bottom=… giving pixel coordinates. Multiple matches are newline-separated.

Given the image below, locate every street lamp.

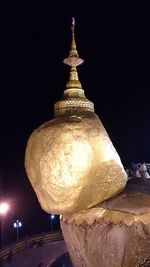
left=0, top=202, right=9, bottom=248
left=13, top=220, right=22, bottom=241
left=50, top=215, right=55, bottom=232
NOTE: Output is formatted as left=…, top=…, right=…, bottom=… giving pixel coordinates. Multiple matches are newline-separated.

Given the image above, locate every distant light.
left=51, top=215, right=55, bottom=219
left=13, top=220, right=22, bottom=229
left=0, top=203, right=9, bottom=214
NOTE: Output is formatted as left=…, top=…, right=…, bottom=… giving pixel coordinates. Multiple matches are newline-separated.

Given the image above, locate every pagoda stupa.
left=25, top=18, right=150, bottom=267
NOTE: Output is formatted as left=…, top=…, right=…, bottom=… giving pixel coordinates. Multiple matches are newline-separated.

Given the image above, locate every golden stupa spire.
left=54, top=17, right=94, bottom=116
left=63, top=17, right=84, bottom=67
left=63, top=17, right=84, bottom=90
left=69, top=17, right=79, bottom=58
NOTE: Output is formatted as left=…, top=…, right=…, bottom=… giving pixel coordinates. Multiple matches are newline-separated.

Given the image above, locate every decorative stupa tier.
left=54, top=17, right=94, bottom=116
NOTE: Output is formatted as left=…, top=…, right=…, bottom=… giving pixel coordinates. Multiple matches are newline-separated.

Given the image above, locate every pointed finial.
left=63, top=17, right=84, bottom=66
left=54, top=17, right=94, bottom=116
left=72, top=16, right=75, bottom=26
left=71, top=17, right=75, bottom=37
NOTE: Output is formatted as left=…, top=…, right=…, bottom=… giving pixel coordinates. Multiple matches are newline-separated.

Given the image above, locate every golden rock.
left=25, top=18, right=127, bottom=215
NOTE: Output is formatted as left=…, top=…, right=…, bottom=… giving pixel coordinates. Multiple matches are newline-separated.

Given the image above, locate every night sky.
left=0, top=0, right=150, bottom=242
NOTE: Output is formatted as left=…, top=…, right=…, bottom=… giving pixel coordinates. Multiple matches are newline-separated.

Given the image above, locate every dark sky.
left=0, top=0, right=150, bottom=240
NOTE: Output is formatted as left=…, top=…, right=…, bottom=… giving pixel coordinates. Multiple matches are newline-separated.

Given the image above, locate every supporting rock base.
left=61, top=191, right=150, bottom=267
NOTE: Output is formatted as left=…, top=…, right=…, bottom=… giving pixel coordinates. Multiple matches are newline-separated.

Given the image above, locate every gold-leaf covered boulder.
left=25, top=112, right=127, bottom=215
left=25, top=19, right=127, bottom=215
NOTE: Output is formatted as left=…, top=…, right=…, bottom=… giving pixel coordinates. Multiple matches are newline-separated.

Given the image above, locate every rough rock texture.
left=61, top=191, right=150, bottom=267
left=25, top=112, right=127, bottom=215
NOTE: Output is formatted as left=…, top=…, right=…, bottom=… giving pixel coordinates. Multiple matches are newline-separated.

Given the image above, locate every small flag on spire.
left=72, top=17, right=75, bottom=26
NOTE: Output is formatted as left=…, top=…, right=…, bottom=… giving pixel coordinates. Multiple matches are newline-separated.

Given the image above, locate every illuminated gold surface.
left=62, top=191, right=150, bottom=225
left=61, top=191, right=150, bottom=267
left=25, top=18, right=127, bottom=215
left=25, top=112, right=127, bottom=215
left=54, top=65, right=94, bottom=117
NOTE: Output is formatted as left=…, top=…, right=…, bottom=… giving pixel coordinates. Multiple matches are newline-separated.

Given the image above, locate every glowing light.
left=13, top=220, right=22, bottom=228
left=13, top=220, right=22, bottom=241
left=51, top=214, right=55, bottom=219
left=0, top=203, right=9, bottom=215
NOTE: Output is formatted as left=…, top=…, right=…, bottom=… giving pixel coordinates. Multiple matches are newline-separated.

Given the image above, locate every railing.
left=0, top=231, right=63, bottom=261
